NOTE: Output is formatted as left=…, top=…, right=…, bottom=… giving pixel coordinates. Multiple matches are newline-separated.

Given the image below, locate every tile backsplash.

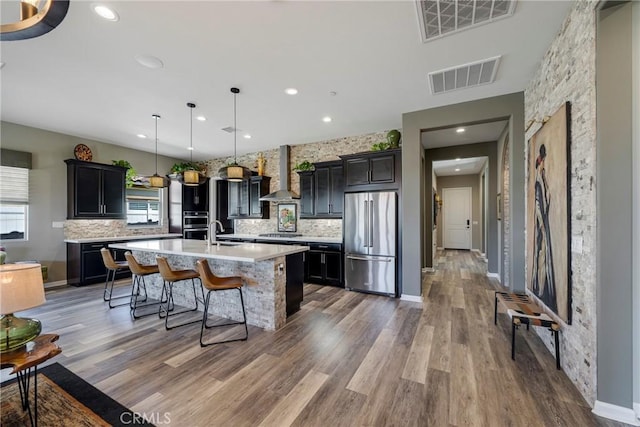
left=235, top=218, right=342, bottom=238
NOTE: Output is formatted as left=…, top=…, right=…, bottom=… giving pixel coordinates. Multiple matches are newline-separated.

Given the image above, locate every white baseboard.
left=592, top=400, right=640, bottom=426
left=44, top=280, right=68, bottom=289
left=400, top=294, right=423, bottom=303
left=436, top=246, right=444, bottom=250
left=486, top=272, right=500, bottom=282
left=635, top=402, right=640, bottom=422
left=421, top=267, right=435, bottom=273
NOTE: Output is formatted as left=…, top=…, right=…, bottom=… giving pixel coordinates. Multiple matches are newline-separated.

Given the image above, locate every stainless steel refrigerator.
left=344, top=191, right=397, bottom=296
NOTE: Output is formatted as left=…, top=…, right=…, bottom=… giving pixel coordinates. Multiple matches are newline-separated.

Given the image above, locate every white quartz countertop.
left=218, top=233, right=342, bottom=244
left=65, top=233, right=182, bottom=244
left=109, top=238, right=309, bottom=263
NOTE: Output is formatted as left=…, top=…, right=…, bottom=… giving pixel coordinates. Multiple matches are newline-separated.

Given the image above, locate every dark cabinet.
left=298, top=161, right=343, bottom=219
left=66, top=241, right=130, bottom=286
left=168, top=177, right=209, bottom=234
left=214, top=180, right=234, bottom=232
left=340, top=149, right=401, bottom=190
left=305, top=242, right=343, bottom=287
left=228, top=176, right=270, bottom=219
left=65, top=159, right=126, bottom=219
left=298, top=171, right=315, bottom=217
left=314, top=161, right=343, bottom=217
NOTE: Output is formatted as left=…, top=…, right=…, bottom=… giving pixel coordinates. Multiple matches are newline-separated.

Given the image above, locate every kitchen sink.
left=213, top=241, right=242, bottom=246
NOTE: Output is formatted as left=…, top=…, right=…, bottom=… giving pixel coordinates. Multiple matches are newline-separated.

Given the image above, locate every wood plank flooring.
left=1, top=250, right=624, bottom=426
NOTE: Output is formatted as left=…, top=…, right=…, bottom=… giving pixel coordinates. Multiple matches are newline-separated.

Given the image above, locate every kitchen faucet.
left=207, top=220, right=225, bottom=245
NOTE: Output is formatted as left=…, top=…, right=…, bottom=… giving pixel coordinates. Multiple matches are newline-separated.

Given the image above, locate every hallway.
left=424, top=249, right=620, bottom=426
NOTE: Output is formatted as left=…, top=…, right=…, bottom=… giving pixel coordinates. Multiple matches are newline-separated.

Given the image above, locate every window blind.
left=0, top=166, right=29, bottom=204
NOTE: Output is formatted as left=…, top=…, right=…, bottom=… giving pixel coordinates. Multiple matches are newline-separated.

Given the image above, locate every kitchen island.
left=109, top=239, right=309, bottom=330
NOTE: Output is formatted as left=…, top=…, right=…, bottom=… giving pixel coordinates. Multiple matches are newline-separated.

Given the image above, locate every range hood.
left=259, top=145, right=300, bottom=202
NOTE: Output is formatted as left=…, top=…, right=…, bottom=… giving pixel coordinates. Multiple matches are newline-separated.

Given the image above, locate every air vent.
left=428, top=56, right=501, bottom=94
left=416, top=0, right=516, bottom=42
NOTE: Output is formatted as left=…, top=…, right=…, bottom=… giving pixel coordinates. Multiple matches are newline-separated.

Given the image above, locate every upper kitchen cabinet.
left=340, top=148, right=401, bottom=191
left=228, top=175, right=270, bottom=219
left=298, top=171, right=315, bottom=218
left=65, top=159, right=126, bottom=219
left=298, top=161, right=343, bottom=219
left=314, top=161, right=343, bottom=218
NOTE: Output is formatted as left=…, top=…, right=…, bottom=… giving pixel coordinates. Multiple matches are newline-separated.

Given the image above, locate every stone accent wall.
left=65, top=220, right=168, bottom=240
left=502, top=136, right=510, bottom=288
left=203, top=130, right=395, bottom=237
left=132, top=251, right=287, bottom=331
left=524, top=0, right=597, bottom=405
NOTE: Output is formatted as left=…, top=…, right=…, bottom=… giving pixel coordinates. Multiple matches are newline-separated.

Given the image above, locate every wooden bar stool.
left=196, top=259, right=247, bottom=347
left=100, top=248, right=131, bottom=308
left=124, top=251, right=164, bottom=319
left=156, top=256, right=204, bottom=330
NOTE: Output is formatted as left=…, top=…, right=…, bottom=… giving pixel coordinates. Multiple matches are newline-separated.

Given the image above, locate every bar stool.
left=196, top=259, right=248, bottom=347
left=124, top=251, right=164, bottom=319
left=100, top=248, right=131, bottom=308
left=156, top=256, right=204, bottom=330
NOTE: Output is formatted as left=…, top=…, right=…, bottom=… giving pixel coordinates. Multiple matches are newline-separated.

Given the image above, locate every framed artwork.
left=526, top=102, right=572, bottom=324
left=497, top=193, right=502, bottom=220
left=277, top=203, right=297, bottom=232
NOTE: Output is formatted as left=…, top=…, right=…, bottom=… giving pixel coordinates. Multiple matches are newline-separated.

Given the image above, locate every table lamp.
left=0, top=263, right=46, bottom=353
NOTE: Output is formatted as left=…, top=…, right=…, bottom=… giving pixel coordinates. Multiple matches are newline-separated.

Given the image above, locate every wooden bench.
left=494, top=291, right=561, bottom=370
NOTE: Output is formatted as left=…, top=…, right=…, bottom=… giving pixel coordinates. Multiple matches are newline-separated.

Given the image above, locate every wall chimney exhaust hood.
left=259, top=145, right=300, bottom=202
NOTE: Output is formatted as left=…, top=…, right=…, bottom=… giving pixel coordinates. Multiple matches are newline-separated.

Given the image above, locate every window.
left=0, top=166, right=29, bottom=240
left=126, top=187, right=162, bottom=227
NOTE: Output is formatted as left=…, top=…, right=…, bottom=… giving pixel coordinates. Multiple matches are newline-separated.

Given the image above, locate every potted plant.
left=169, top=162, right=205, bottom=176
left=112, top=160, right=136, bottom=188
left=293, top=160, right=314, bottom=172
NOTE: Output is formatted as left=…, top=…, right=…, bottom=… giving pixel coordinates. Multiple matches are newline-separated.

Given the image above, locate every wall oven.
left=183, top=211, right=208, bottom=240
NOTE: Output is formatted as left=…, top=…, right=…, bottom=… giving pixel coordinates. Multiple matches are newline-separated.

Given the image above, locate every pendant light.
left=1, top=0, right=70, bottom=41
left=178, top=102, right=208, bottom=186
left=218, top=87, right=252, bottom=182
left=148, top=114, right=169, bottom=188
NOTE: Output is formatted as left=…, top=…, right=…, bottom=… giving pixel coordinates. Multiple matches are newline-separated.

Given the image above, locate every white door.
left=443, top=187, right=472, bottom=249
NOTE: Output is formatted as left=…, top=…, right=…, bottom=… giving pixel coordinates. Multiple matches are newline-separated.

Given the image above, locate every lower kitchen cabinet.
left=67, top=241, right=131, bottom=286
left=305, top=243, right=343, bottom=287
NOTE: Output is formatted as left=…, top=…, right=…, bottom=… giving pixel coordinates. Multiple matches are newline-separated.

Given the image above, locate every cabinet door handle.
left=321, top=253, right=325, bottom=264
left=318, top=245, right=329, bottom=249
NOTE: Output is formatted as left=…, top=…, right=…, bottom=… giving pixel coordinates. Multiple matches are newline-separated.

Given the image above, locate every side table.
left=0, top=334, right=62, bottom=427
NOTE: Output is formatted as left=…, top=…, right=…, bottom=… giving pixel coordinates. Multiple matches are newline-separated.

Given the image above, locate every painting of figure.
left=526, top=102, right=571, bottom=324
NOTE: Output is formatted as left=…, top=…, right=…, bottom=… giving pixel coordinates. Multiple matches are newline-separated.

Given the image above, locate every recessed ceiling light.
left=136, top=134, right=147, bottom=139
left=134, top=54, right=164, bottom=69
left=196, top=116, right=206, bottom=121
left=454, top=168, right=461, bottom=172
left=243, top=134, right=251, bottom=139
left=93, top=4, right=119, bottom=21
left=285, top=88, right=298, bottom=95
left=456, top=127, right=465, bottom=133
left=322, top=116, right=332, bottom=123
left=187, top=147, right=194, bottom=151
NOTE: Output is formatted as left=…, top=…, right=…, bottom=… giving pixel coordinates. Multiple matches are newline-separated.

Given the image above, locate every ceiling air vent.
left=428, top=55, right=501, bottom=94
left=416, top=0, right=516, bottom=42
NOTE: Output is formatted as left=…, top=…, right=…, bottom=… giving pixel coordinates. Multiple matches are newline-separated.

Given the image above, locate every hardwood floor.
left=2, top=250, right=624, bottom=426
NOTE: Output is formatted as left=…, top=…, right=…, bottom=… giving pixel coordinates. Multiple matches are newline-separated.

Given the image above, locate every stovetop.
left=258, top=233, right=303, bottom=238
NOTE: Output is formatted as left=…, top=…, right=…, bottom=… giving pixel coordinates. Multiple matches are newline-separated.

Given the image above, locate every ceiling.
left=433, top=156, right=487, bottom=177
left=0, top=1, right=572, bottom=162
left=421, top=119, right=509, bottom=149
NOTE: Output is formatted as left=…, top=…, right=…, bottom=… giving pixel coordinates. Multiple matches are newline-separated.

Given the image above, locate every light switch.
left=571, top=236, right=583, bottom=254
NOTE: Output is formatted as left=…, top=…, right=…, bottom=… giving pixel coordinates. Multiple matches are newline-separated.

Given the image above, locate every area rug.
left=1, top=363, right=154, bottom=426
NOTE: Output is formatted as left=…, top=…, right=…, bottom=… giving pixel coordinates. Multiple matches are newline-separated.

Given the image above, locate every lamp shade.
left=0, top=263, right=45, bottom=315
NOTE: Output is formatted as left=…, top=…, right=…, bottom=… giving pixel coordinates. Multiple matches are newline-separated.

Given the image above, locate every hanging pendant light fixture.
left=178, top=102, right=208, bottom=186
left=148, top=114, right=169, bottom=188
left=1, top=0, right=70, bottom=41
left=219, top=87, right=252, bottom=182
